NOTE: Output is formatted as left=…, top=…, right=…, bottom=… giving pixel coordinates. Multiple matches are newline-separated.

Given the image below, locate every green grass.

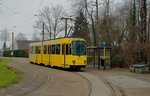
left=0, top=59, right=25, bottom=89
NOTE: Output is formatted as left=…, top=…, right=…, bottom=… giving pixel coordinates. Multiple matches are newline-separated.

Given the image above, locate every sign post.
left=102, top=41, right=107, bottom=70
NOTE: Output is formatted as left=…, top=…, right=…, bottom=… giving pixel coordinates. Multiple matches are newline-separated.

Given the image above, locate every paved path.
left=85, top=67, right=150, bottom=96
left=77, top=72, right=111, bottom=96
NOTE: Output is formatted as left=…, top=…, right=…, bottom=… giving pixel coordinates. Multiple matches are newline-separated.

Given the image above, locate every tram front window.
left=72, top=41, right=86, bottom=56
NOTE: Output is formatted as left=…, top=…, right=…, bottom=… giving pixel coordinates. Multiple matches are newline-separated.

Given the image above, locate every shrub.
left=111, top=55, right=125, bottom=67
left=3, top=50, right=28, bottom=58
left=3, top=51, right=11, bottom=57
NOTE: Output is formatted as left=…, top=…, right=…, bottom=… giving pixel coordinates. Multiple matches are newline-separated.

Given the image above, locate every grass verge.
left=0, top=59, right=25, bottom=89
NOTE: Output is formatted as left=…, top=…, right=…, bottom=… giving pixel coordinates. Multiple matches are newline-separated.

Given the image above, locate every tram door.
left=48, top=45, right=51, bottom=66
left=62, top=44, right=66, bottom=67
left=42, top=45, right=49, bottom=65
left=35, top=46, right=41, bottom=64
left=62, top=44, right=71, bottom=68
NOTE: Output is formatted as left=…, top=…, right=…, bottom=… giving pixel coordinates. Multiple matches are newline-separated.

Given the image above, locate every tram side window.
left=36, top=46, right=40, bottom=54
left=66, top=44, right=69, bottom=55
left=68, top=44, right=71, bottom=55
left=35, top=47, right=37, bottom=54
left=56, top=44, right=60, bottom=54
left=30, top=47, right=34, bottom=54
left=44, top=45, right=47, bottom=54
left=62, top=44, right=64, bottom=55
left=52, top=45, right=55, bottom=54
left=48, top=45, right=51, bottom=54
left=70, top=44, right=72, bottom=55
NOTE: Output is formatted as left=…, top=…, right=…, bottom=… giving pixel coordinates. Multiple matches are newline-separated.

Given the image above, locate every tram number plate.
left=78, top=58, right=82, bottom=60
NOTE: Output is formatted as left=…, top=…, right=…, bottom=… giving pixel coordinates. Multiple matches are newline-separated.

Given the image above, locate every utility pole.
left=96, top=0, right=99, bottom=25
left=61, top=17, right=72, bottom=38
left=147, top=10, right=150, bottom=42
left=12, top=32, right=14, bottom=57
left=96, top=0, right=99, bottom=24
left=42, top=22, right=45, bottom=42
left=95, top=0, right=99, bottom=46
left=41, top=22, right=45, bottom=63
left=106, top=0, right=110, bottom=46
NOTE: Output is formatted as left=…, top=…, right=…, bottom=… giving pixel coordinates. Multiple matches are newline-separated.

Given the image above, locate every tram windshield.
left=72, top=41, right=86, bottom=56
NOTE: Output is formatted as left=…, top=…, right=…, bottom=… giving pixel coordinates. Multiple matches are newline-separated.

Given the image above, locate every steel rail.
left=74, top=72, right=92, bottom=96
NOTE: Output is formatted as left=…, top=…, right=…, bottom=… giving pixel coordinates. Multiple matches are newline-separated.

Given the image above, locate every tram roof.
left=29, top=38, right=85, bottom=46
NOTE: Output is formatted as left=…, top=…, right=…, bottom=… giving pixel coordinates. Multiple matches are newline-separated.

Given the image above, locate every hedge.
left=3, top=50, right=28, bottom=58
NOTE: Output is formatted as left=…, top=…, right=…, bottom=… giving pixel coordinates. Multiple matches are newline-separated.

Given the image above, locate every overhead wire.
left=1, top=3, right=16, bottom=13
left=1, top=3, right=37, bottom=16
left=10, top=0, right=45, bottom=27
left=0, top=0, right=44, bottom=32
left=36, top=0, right=44, bottom=12
left=15, top=16, right=35, bottom=27
left=0, top=1, right=46, bottom=44
left=0, top=13, right=16, bottom=21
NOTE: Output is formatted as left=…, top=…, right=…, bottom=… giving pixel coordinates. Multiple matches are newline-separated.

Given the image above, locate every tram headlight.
left=72, top=60, right=76, bottom=64
left=84, top=60, right=87, bottom=64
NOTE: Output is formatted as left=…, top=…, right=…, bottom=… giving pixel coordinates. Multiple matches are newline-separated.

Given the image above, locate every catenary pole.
left=12, top=32, right=14, bottom=57
left=61, top=17, right=73, bottom=38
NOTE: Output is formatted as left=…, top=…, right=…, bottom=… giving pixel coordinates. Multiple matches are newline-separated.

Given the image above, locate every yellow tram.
left=29, top=38, right=87, bottom=69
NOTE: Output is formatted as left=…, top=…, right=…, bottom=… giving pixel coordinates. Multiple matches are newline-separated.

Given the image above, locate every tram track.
left=15, top=60, right=58, bottom=96
left=5, top=72, right=37, bottom=94
left=74, top=72, right=92, bottom=96
left=25, top=60, right=122, bottom=96
left=0, top=59, right=57, bottom=96
left=25, top=62, right=118, bottom=96
left=0, top=71, right=37, bottom=96
left=1, top=57, right=119, bottom=96
left=95, top=73, right=123, bottom=96
left=22, top=62, right=117, bottom=96
left=74, top=70, right=122, bottom=96
left=84, top=70, right=123, bottom=96
left=25, top=75, right=50, bottom=96
left=99, top=76, right=117, bottom=96
left=24, top=63, right=58, bottom=96
left=0, top=60, right=38, bottom=96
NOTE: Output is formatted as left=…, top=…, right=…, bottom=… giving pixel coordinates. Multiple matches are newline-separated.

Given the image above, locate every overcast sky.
left=0, top=0, right=122, bottom=48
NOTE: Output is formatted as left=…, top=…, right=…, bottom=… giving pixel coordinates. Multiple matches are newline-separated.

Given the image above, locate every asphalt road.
left=0, top=58, right=118, bottom=96
left=0, top=58, right=89, bottom=96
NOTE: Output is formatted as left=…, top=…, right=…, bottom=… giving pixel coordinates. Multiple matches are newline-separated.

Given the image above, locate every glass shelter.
left=87, top=46, right=111, bottom=70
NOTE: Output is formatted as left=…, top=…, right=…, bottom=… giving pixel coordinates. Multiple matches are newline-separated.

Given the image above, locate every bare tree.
left=0, top=28, right=10, bottom=50
left=31, top=32, right=41, bottom=41
left=71, top=0, right=116, bottom=46
left=71, top=0, right=97, bottom=46
left=15, top=32, right=27, bottom=41
left=34, top=5, right=66, bottom=40
left=70, top=0, right=150, bottom=66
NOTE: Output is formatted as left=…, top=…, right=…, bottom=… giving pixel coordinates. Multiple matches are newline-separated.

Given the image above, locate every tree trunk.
left=139, top=0, right=147, bottom=64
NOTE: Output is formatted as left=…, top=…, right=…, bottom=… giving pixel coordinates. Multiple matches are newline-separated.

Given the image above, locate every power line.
left=1, top=3, right=16, bottom=13
left=15, top=12, right=37, bottom=16
left=0, top=13, right=16, bottom=21
left=0, top=1, right=43, bottom=33
left=36, top=0, right=44, bottom=13
left=1, top=3, right=37, bottom=16
left=15, top=16, right=35, bottom=27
